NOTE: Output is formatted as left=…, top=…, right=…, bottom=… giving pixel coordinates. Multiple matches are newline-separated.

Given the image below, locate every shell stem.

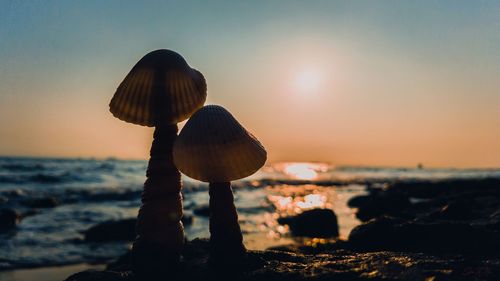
left=132, top=124, right=185, bottom=275
left=209, top=182, right=246, bottom=264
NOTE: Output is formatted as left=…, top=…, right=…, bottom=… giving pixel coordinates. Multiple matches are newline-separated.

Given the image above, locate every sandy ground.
left=0, top=264, right=104, bottom=281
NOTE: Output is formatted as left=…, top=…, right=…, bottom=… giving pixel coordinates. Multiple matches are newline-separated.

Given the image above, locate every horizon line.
left=1, top=154, right=499, bottom=170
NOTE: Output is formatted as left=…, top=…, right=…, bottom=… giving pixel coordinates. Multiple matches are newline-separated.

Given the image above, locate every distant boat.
left=417, top=163, right=424, bottom=170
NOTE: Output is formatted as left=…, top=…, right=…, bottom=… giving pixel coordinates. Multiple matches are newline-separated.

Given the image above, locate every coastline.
left=1, top=158, right=500, bottom=280
left=65, top=177, right=500, bottom=280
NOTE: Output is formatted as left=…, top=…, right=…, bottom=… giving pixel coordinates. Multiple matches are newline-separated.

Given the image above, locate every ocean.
left=1, top=156, right=499, bottom=271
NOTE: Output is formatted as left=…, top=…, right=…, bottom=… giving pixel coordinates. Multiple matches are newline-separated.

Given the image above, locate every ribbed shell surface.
left=109, top=49, right=207, bottom=126
left=173, top=105, right=267, bottom=182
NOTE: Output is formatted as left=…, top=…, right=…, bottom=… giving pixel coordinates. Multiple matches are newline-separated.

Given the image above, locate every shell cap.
left=173, top=105, right=267, bottom=182
left=109, top=49, right=207, bottom=126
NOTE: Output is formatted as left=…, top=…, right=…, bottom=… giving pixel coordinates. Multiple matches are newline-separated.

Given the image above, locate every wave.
left=0, top=169, right=109, bottom=185
left=74, top=189, right=142, bottom=203
left=0, top=173, right=82, bottom=184
left=28, top=173, right=68, bottom=184
left=1, top=163, right=45, bottom=172
left=0, top=175, right=24, bottom=184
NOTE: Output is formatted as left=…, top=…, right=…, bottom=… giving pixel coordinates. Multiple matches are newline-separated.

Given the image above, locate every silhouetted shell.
left=109, top=49, right=207, bottom=126
left=173, top=105, right=267, bottom=182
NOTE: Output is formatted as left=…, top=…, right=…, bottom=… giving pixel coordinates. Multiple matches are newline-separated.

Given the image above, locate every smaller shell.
left=173, top=105, right=267, bottom=182
left=109, top=49, right=207, bottom=126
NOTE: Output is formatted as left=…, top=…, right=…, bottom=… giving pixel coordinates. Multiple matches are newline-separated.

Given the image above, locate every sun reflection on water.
left=233, top=163, right=366, bottom=250
left=297, top=194, right=325, bottom=209
left=281, top=162, right=329, bottom=180
left=243, top=182, right=365, bottom=248
left=267, top=185, right=331, bottom=215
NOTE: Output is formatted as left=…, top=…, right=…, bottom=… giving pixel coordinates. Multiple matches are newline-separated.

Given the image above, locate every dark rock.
left=193, top=205, right=210, bottom=217
left=106, top=251, right=132, bottom=271
left=0, top=208, right=21, bottom=231
left=348, top=216, right=500, bottom=255
left=267, top=240, right=348, bottom=254
left=350, top=178, right=500, bottom=224
left=65, top=238, right=500, bottom=281
left=386, top=178, right=500, bottom=199
left=347, top=195, right=372, bottom=208
left=84, top=215, right=193, bottom=243
left=84, top=219, right=136, bottom=242
left=351, top=192, right=411, bottom=221
left=278, top=208, right=339, bottom=238
left=65, top=270, right=132, bottom=281
left=266, top=245, right=298, bottom=253
left=21, top=196, right=59, bottom=208
left=348, top=216, right=405, bottom=251
left=436, top=201, right=473, bottom=220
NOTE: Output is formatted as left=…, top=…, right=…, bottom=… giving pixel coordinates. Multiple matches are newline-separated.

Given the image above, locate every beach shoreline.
left=1, top=157, right=500, bottom=280
left=64, top=177, right=500, bottom=280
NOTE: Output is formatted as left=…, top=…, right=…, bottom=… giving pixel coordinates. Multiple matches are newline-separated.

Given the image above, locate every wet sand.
left=0, top=264, right=104, bottom=281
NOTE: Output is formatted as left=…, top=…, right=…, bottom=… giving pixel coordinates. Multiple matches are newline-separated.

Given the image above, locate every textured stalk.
left=209, top=182, right=246, bottom=265
left=132, top=124, right=185, bottom=275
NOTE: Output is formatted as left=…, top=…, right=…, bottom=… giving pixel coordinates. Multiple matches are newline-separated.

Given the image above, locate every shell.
left=109, top=49, right=207, bottom=126
left=173, top=105, right=267, bottom=182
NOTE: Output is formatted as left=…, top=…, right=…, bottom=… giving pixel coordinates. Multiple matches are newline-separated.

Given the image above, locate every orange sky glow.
left=1, top=2, right=499, bottom=168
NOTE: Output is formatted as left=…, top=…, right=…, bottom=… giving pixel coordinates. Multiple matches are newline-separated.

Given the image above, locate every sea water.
left=0, top=156, right=499, bottom=270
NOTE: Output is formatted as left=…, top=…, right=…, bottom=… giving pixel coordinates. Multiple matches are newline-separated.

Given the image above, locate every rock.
left=348, top=216, right=500, bottom=255
left=21, top=196, right=59, bottom=208
left=351, top=192, right=411, bottom=221
left=65, top=238, right=500, bottom=281
left=348, top=216, right=405, bottom=251
left=0, top=208, right=21, bottom=231
left=347, top=195, right=372, bottom=208
left=83, top=215, right=193, bottom=243
left=436, top=201, right=473, bottom=220
left=350, top=178, right=500, bottom=223
left=386, top=178, right=500, bottom=199
left=193, top=205, right=210, bottom=217
left=107, top=251, right=132, bottom=271
left=267, top=240, right=348, bottom=255
left=84, top=219, right=136, bottom=242
left=278, top=208, right=339, bottom=238
left=347, top=178, right=500, bottom=257
left=65, top=270, right=132, bottom=281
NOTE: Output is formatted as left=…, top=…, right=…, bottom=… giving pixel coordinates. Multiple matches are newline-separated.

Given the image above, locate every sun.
left=294, top=68, right=322, bottom=94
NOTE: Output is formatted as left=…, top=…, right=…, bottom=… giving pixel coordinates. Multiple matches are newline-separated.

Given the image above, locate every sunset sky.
left=1, top=1, right=499, bottom=168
